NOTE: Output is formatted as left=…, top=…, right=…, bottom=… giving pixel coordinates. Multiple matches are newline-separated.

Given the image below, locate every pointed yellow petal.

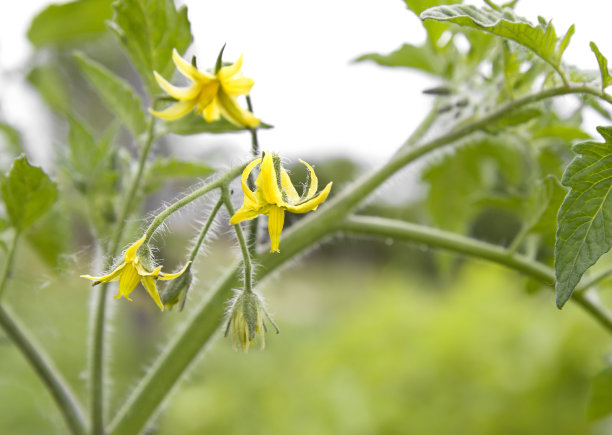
left=218, top=55, right=243, bottom=81
left=116, top=264, right=141, bottom=300
left=124, top=235, right=147, bottom=262
left=257, top=152, right=284, bottom=205
left=81, top=263, right=126, bottom=284
left=299, top=159, right=318, bottom=198
left=285, top=182, right=332, bottom=214
left=158, top=261, right=191, bottom=281
left=239, top=157, right=262, bottom=204
left=196, top=81, right=220, bottom=115
left=230, top=205, right=262, bottom=224
left=135, top=263, right=162, bottom=277
left=216, top=91, right=260, bottom=128
left=141, top=275, right=164, bottom=311
left=172, top=48, right=213, bottom=82
left=281, top=169, right=300, bottom=203
left=267, top=206, right=285, bottom=253
left=153, top=71, right=200, bottom=100
left=222, top=77, right=254, bottom=96
left=202, top=99, right=221, bottom=122
left=149, top=100, right=197, bottom=121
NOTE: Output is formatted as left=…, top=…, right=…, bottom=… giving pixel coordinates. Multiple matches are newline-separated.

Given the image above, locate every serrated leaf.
left=159, top=112, right=272, bottom=136
left=0, top=123, right=24, bottom=156
left=74, top=52, right=147, bottom=137
left=356, top=44, right=447, bottom=76
left=555, top=127, right=612, bottom=308
left=421, top=5, right=572, bottom=83
left=1, top=156, right=58, bottom=232
left=590, top=42, right=612, bottom=92
left=109, top=0, right=192, bottom=96
left=588, top=367, right=612, bottom=420
left=27, top=0, right=113, bottom=47
left=143, top=158, right=214, bottom=193
left=27, top=64, right=71, bottom=115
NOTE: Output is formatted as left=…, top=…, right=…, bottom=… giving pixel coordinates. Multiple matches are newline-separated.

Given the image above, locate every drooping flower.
left=225, top=291, right=278, bottom=352
left=149, top=48, right=259, bottom=128
left=81, top=235, right=190, bottom=311
left=229, top=152, right=332, bottom=252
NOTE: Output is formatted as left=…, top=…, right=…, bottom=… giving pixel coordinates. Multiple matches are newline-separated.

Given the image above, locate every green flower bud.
left=224, top=291, right=279, bottom=353
left=161, top=265, right=193, bottom=311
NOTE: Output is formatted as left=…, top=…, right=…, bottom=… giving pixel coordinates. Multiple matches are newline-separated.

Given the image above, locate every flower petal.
left=116, top=264, right=141, bottom=300
left=153, top=71, right=200, bottom=100
left=299, top=159, right=318, bottom=199
left=150, top=100, right=197, bottom=121
left=158, top=261, right=192, bottom=281
left=222, top=77, right=254, bottom=96
left=202, top=98, right=221, bottom=122
left=141, top=275, right=164, bottom=311
left=267, top=206, right=285, bottom=253
left=257, top=152, right=284, bottom=205
left=80, top=263, right=126, bottom=285
left=172, top=48, right=213, bottom=83
left=124, top=235, right=147, bottom=263
left=285, top=182, right=332, bottom=214
left=230, top=205, right=262, bottom=224
left=218, top=55, right=243, bottom=81
left=280, top=169, right=300, bottom=204
left=216, top=91, right=260, bottom=128
left=239, top=157, right=262, bottom=204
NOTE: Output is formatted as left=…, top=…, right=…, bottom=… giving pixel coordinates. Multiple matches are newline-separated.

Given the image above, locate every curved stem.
left=222, top=187, right=253, bottom=293
left=189, top=198, right=223, bottom=264
left=0, top=305, right=87, bottom=435
left=246, top=95, right=260, bottom=255
left=0, top=231, right=18, bottom=298
left=107, top=83, right=612, bottom=434
left=89, top=118, right=156, bottom=435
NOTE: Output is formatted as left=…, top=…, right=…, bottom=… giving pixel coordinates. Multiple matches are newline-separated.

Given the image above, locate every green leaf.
left=27, top=64, right=71, bottom=115
left=109, top=0, right=192, bottom=95
left=143, top=158, right=214, bottom=193
left=421, top=5, right=573, bottom=83
left=1, top=156, right=58, bottom=232
left=0, top=123, right=24, bottom=156
left=527, top=176, right=566, bottom=235
left=74, top=52, right=148, bottom=137
left=356, top=44, right=447, bottom=76
left=26, top=210, right=72, bottom=270
left=555, top=127, right=612, bottom=308
left=27, top=0, right=113, bottom=47
left=159, top=112, right=272, bottom=136
left=588, top=367, right=612, bottom=420
left=590, top=42, right=612, bottom=92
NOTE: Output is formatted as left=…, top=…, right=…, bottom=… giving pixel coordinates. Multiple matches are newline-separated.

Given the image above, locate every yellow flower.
left=149, top=48, right=259, bottom=128
left=229, top=152, right=332, bottom=252
left=224, top=291, right=278, bottom=352
left=80, top=235, right=190, bottom=311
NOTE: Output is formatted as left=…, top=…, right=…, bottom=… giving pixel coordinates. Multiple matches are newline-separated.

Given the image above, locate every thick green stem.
left=246, top=95, right=260, bottom=255
left=0, top=306, right=87, bottom=435
left=222, top=187, right=253, bottom=293
left=89, top=118, right=156, bottom=435
left=107, top=84, right=612, bottom=434
left=0, top=231, right=18, bottom=299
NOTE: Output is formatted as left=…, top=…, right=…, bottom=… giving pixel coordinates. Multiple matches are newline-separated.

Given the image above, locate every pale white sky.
left=1, top=1, right=612, bottom=166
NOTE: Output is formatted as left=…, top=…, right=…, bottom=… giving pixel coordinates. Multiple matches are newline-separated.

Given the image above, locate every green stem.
left=246, top=95, right=260, bottom=255
left=222, top=187, right=253, bottom=293
left=189, top=198, right=223, bottom=264
left=142, top=163, right=246, bottom=242
left=0, top=306, right=87, bottom=435
left=400, top=102, right=440, bottom=150
left=0, top=231, right=18, bottom=298
left=339, top=215, right=612, bottom=333
left=89, top=117, right=156, bottom=435
left=107, top=84, right=612, bottom=434
left=576, top=266, right=612, bottom=293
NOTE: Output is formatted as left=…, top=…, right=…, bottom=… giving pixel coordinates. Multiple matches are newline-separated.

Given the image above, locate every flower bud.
left=225, top=291, right=278, bottom=353
left=161, top=265, right=193, bottom=311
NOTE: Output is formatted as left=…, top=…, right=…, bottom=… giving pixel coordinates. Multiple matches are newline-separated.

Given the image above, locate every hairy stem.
left=189, top=198, right=223, bottom=264
left=222, top=187, right=253, bottom=293
left=0, top=231, right=18, bottom=299
left=246, top=95, right=260, bottom=255
left=89, top=117, right=156, bottom=435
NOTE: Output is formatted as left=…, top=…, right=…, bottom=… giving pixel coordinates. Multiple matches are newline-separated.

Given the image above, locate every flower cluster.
left=230, top=152, right=333, bottom=252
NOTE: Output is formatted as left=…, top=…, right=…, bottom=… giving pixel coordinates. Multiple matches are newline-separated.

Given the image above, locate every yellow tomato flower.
left=224, top=291, right=278, bottom=353
left=80, top=235, right=190, bottom=311
left=149, top=48, right=260, bottom=128
left=230, top=152, right=333, bottom=253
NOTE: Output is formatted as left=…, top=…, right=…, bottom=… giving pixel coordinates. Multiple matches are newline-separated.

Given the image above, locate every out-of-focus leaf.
left=0, top=218, right=10, bottom=233
left=74, top=52, right=147, bottom=137
left=159, top=112, right=272, bottom=136
left=26, top=210, right=71, bottom=270
left=27, top=0, right=113, bottom=47
left=0, top=123, right=24, bottom=156
left=143, top=158, right=214, bottom=193
left=404, top=0, right=461, bottom=43
left=532, top=124, right=590, bottom=141
left=421, top=5, right=573, bottom=82
left=590, top=42, right=612, bottom=92
left=555, top=127, right=612, bottom=308
left=109, top=0, right=192, bottom=95
left=526, top=176, right=566, bottom=235
left=356, top=44, right=447, bottom=76
left=27, top=65, right=71, bottom=115
left=485, top=108, right=542, bottom=132
left=1, top=156, right=58, bottom=232
left=588, top=367, right=612, bottom=421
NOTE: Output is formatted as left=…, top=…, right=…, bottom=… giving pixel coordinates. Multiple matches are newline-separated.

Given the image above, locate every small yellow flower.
left=230, top=152, right=332, bottom=252
left=149, top=48, right=259, bottom=128
left=81, top=235, right=190, bottom=311
left=225, top=291, right=278, bottom=352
